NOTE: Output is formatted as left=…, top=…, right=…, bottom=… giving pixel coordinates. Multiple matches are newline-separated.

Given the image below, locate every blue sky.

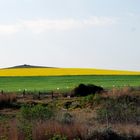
left=0, top=0, right=140, bottom=70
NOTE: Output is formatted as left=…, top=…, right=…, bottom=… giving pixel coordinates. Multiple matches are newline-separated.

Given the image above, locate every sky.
left=0, top=0, right=140, bottom=71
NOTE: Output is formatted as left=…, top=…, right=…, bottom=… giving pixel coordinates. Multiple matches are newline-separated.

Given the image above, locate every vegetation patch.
left=0, top=93, right=17, bottom=109
left=96, top=95, right=140, bottom=124
left=18, top=104, right=54, bottom=121
left=0, top=85, right=139, bottom=139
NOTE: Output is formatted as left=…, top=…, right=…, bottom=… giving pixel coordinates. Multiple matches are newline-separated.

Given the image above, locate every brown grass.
left=0, top=117, right=140, bottom=140
left=0, top=93, right=17, bottom=105
left=33, top=120, right=88, bottom=140
left=111, top=123, right=140, bottom=137
left=0, top=120, right=88, bottom=140
left=0, top=119, right=19, bottom=140
left=102, top=86, right=137, bottom=98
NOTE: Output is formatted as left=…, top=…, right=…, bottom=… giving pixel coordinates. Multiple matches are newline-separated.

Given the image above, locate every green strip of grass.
left=0, top=75, right=140, bottom=92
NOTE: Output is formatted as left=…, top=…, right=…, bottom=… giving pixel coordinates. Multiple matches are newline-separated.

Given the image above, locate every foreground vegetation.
left=0, top=86, right=140, bottom=140
left=0, top=75, right=140, bottom=92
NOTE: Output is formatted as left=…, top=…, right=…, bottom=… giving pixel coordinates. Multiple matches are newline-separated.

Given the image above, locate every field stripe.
left=0, top=68, right=140, bottom=76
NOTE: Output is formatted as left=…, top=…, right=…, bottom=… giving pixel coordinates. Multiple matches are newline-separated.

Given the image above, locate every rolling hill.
left=6, top=64, right=53, bottom=69
left=0, top=64, right=140, bottom=76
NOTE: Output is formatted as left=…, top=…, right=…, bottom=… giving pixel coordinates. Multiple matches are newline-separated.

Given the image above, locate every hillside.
left=6, top=64, right=53, bottom=69
left=0, top=66, right=140, bottom=76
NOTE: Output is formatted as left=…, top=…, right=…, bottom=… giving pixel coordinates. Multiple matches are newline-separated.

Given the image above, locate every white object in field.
left=67, top=96, right=71, bottom=99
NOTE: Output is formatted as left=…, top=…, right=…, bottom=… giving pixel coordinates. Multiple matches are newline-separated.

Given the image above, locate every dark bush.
left=87, top=129, right=122, bottom=140
left=73, top=84, right=103, bottom=97
left=63, top=101, right=72, bottom=109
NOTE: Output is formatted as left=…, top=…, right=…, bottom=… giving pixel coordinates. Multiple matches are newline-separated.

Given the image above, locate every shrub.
left=63, top=101, right=72, bottom=109
left=81, top=94, right=94, bottom=107
left=80, top=94, right=102, bottom=107
left=73, top=84, right=103, bottom=97
left=87, top=128, right=123, bottom=140
left=96, top=96, right=140, bottom=124
left=19, top=104, right=54, bottom=121
left=0, top=93, right=17, bottom=108
left=61, top=113, right=74, bottom=124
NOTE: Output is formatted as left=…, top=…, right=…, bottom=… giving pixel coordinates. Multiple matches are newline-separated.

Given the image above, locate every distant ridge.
left=5, top=64, right=54, bottom=69
left=0, top=64, right=140, bottom=76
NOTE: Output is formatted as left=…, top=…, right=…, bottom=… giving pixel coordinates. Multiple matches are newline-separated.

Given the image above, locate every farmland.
left=0, top=68, right=140, bottom=139
left=0, top=75, right=140, bottom=92
left=0, top=67, right=140, bottom=76
left=0, top=67, right=140, bottom=92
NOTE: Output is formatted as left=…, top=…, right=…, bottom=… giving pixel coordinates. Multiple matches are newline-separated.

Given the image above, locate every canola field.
left=0, top=68, right=140, bottom=76
left=0, top=68, right=140, bottom=92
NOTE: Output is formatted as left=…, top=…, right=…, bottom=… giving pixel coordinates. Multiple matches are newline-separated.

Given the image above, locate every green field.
left=0, top=75, right=140, bottom=92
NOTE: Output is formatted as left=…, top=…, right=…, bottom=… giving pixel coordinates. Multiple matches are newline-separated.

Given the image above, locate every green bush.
left=93, top=94, right=102, bottom=105
left=18, top=105, right=54, bottom=139
left=19, top=104, right=54, bottom=121
left=81, top=94, right=94, bottom=107
left=81, top=94, right=102, bottom=107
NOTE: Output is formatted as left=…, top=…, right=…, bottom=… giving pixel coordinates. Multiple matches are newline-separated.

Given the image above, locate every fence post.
left=51, top=91, right=54, bottom=99
left=106, top=111, right=109, bottom=128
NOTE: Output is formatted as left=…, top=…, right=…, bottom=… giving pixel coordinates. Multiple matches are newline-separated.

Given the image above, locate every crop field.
left=0, top=68, right=140, bottom=76
left=0, top=68, right=140, bottom=140
left=0, top=75, right=140, bottom=92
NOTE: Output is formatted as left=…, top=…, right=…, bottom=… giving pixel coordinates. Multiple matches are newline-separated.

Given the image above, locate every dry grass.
left=1, top=120, right=140, bottom=140
left=33, top=121, right=88, bottom=140
left=111, top=124, right=140, bottom=137
left=0, top=93, right=16, bottom=102
left=102, top=86, right=137, bottom=98
left=0, top=120, right=88, bottom=140
left=0, top=93, right=17, bottom=108
left=0, top=119, right=19, bottom=140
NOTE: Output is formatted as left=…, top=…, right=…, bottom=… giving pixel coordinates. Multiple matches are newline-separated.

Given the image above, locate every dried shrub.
left=0, top=93, right=17, bottom=108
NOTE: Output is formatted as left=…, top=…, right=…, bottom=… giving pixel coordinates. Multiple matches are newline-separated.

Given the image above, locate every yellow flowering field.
left=0, top=68, right=139, bottom=76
